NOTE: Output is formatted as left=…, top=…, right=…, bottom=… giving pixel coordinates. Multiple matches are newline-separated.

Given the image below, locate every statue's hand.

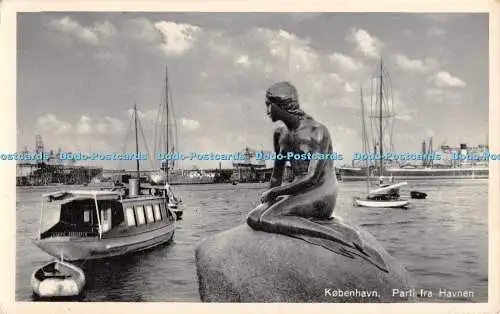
left=260, top=189, right=277, bottom=203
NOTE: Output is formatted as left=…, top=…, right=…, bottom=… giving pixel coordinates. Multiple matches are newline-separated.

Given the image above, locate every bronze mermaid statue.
left=246, top=81, right=388, bottom=272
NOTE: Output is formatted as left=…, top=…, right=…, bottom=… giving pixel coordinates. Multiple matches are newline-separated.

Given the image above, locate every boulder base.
left=195, top=223, right=415, bottom=302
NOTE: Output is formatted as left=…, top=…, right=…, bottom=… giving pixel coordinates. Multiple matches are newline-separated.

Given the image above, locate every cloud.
left=37, top=16, right=470, bottom=166
left=425, top=87, right=464, bottom=104
left=394, top=54, right=427, bottom=73
left=36, top=113, right=73, bottom=135
left=121, top=19, right=203, bottom=57
left=180, top=118, right=201, bottom=131
left=249, top=28, right=320, bottom=74
left=36, top=114, right=127, bottom=137
left=394, top=53, right=440, bottom=73
left=94, top=50, right=127, bottom=67
left=402, top=29, right=414, bottom=38
left=392, top=92, right=416, bottom=121
left=329, top=53, right=365, bottom=72
left=234, top=54, right=251, bottom=68
left=422, top=14, right=466, bottom=23
left=343, top=82, right=355, bottom=93
left=48, top=16, right=116, bottom=46
left=46, top=17, right=354, bottom=109
left=32, top=112, right=155, bottom=156
left=347, top=28, right=383, bottom=59
left=94, top=20, right=117, bottom=38
left=429, top=71, right=466, bottom=88
left=165, top=24, right=352, bottom=110
left=427, top=27, right=447, bottom=37
left=47, top=17, right=128, bottom=67
left=126, top=108, right=159, bottom=127
left=123, top=17, right=163, bottom=43
left=154, top=21, right=202, bottom=56
left=95, top=117, right=126, bottom=134
left=75, top=116, right=93, bottom=134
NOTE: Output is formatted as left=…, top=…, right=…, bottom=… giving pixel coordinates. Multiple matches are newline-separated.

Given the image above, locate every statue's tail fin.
left=290, top=234, right=389, bottom=273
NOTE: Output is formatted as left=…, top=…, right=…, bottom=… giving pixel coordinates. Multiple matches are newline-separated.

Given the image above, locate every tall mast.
left=134, top=103, right=140, bottom=179
left=428, top=137, right=433, bottom=168
left=165, top=65, right=170, bottom=182
left=361, top=88, right=369, bottom=192
left=378, top=59, right=384, bottom=177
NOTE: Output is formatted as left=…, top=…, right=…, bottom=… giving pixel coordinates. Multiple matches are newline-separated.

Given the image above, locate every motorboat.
left=33, top=178, right=176, bottom=262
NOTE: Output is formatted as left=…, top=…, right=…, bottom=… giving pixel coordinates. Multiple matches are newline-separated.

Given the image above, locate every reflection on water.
left=16, top=180, right=488, bottom=302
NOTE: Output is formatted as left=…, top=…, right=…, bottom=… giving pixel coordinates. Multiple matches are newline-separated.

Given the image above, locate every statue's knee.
left=258, top=212, right=279, bottom=228
left=246, top=210, right=260, bottom=229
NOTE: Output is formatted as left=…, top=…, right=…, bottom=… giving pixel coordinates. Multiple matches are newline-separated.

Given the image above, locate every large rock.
left=195, top=223, right=416, bottom=302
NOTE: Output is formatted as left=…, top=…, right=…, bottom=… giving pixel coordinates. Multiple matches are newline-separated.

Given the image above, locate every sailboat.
left=352, top=60, right=410, bottom=209
left=33, top=104, right=177, bottom=262
left=149, top=64, right=185, bottom=219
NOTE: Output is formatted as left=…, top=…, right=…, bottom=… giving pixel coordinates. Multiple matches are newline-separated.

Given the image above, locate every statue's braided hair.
left=265, top=81, right=311, bottom=119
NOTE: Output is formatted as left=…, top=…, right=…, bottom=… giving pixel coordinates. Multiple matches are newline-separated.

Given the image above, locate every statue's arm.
left=269, top=128, right=286, bottom=188
left=271, top=126, right=329, bottom=196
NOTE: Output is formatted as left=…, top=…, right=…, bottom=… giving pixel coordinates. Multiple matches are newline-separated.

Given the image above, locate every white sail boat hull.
left=353, top=197, right=409, bottom=208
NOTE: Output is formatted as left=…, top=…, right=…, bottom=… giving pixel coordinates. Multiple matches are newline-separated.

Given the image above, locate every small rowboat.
left=31, top=259, right=85, bottom=298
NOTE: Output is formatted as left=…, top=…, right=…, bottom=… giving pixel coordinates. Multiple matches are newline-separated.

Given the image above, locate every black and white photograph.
left=4, top=1, right=497, bottom=306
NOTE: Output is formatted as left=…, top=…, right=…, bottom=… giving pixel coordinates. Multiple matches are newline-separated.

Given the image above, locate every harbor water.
left=16, top=179, right=488, bottom=302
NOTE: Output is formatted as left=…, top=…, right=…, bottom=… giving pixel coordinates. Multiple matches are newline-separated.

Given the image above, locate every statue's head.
left=265, top=81, right=306, bottom=122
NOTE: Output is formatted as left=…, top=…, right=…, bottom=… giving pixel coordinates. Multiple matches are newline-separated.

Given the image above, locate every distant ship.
left=341, top=138, right=489, bottom=181
left=339, top=166, right=489, bottom=181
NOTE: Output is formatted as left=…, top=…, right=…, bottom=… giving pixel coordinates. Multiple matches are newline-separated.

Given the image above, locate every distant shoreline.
left=340, top=175, right=488, bottom=181
left=15, top=176, right=489, bottom=189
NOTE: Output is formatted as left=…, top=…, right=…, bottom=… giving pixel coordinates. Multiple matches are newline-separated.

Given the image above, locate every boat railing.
left=44, top=231, right=99, bottom=238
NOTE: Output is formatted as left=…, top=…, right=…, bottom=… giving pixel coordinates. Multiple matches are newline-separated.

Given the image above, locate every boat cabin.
left=38, top=189, right=175, bottom=240
left=367, top=189, right=400, bottom=201
left=367, top=180, right=406, bottom=201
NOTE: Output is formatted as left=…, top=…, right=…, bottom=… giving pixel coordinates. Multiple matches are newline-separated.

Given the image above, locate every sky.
left=17, top=12, right=489, bottom=169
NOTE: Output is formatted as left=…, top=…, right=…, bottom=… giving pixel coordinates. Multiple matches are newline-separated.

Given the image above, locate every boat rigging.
left=353, top=59, right=410, bottom=209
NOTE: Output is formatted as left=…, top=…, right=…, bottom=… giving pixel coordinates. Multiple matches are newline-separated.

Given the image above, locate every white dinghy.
left=31, top=259, right=85, bottom=298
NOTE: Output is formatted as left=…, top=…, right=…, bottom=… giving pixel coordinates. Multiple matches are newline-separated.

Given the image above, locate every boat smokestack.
left=129, top=178, right=139, bottom=197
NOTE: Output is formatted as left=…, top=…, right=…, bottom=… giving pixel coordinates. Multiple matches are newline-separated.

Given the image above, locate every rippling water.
left=16, top=179, right=488, bottom=302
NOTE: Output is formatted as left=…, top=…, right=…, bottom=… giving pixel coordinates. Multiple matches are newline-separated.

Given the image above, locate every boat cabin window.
left=83, top=210, right=91, bottom=223
left=136, top=206, right=146, bottom=225
left=100, top=208, right=112, bottom=233
left=42, top=199, right=99, bottom=239
left=97, top=200, right=124, bottom=231
left=60, top=199, right=96, bottom=226
left=153, top=204, right=162, bottom=221
left=145, top=205, right=155, bottom=223
left=125, top=207, right=136, bottom=227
